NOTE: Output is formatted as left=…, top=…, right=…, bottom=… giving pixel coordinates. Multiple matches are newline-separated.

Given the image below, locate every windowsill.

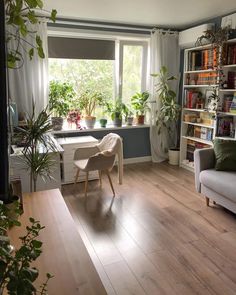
left=52, top=123, right=150, bottom=135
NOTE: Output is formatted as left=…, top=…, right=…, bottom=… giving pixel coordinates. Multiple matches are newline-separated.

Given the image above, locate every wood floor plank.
left=63, top=162, right=236, bottom=295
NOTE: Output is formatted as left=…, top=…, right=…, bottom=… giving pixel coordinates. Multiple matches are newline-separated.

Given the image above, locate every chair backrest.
left=85, top=152, right=116, bottom=171
left=96, top=133, right=122, bottom=154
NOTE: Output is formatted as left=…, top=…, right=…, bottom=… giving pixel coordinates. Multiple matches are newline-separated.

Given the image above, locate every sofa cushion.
left=200, top=169, right=236, bottom=202
left=213, top=139, right=236, bottom=171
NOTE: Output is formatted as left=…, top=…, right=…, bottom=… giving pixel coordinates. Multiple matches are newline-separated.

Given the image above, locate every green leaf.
left=37, top=46, right=45, bottom=58
left=36, top=35, right=42, bottom=47
left=29, top=48, right=34, bottom=60
left=32, top=239, right=43, bottom=248
left=50, top=9, right=57, bottom=23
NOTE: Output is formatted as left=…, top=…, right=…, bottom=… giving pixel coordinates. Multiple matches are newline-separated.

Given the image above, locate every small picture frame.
left=205, top=89, right=218, bottom=112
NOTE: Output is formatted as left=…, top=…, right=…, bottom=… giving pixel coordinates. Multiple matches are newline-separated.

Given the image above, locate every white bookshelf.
left=180, top=38, right=236, bottom=172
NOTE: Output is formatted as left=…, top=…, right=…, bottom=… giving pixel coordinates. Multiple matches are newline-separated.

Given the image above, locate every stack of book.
left=184, top=90, right=199, bottom=108
left=186, top=140, right=211, bottom=162
left=192, top=126, right=213, bottom=141
left=188, top=49, right=217, bottom=71
left=226, top=43, right=236, bottom=65
left=197, top=72, right=218, bottom=85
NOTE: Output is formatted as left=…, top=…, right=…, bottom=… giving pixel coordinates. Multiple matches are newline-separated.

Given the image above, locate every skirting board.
left=123, top=156, right=152, bottom=164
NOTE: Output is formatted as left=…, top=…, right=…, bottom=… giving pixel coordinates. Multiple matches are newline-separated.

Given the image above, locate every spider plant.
left=16, top=106, right=57, bottom=192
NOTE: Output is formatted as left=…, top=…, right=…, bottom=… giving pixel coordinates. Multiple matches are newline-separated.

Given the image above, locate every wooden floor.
left=62, top=162, right=236, bottom=295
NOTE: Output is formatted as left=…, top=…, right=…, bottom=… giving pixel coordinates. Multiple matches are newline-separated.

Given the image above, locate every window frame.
left=118, top=40, right=148, bottom=102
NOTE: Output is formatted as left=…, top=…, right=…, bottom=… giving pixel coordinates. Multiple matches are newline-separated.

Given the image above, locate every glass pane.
left=122, top=45, right=143, bottom=104
left=49, top=59, right=115, bottom=119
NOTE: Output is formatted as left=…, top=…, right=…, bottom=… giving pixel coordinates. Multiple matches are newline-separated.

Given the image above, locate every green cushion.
left=213, top=139, right=236, bottom=171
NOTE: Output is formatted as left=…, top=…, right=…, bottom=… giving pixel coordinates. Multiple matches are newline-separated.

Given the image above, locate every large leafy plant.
left=5, top=0, right=57, bottom=68
left=49, top=81, right=76, bottom=118
left=152, top=66, right=181, bottom=138
left=0, top=202, right=53, bottom=294
left=16, top=106, right=57, bottom=192
left=131, top=91, right=150, bottom=116
left=78, top=90, right=104, bottom=117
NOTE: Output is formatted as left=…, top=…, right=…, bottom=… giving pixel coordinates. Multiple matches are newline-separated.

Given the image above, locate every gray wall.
left=54, top=127, right=151, bottom=159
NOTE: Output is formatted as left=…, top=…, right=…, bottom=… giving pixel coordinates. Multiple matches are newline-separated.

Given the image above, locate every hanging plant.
left=5, top=0, right=57, bottom=68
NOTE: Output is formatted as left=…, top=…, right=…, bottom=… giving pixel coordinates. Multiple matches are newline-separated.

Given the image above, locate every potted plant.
left=152, top=66, right=181, bottom=165
left=16, top=106, right=58, bottom=192
left=78, top=91, right=104, bottom=129
left=104, top=100, right=128, bottom=127
left=124, top=105, right=134, bottom=126
left=131, top=91, right=150, bottom=125
left=49, top=80, right=76, bottom=131
left=0, top=201, right=53, bottom=294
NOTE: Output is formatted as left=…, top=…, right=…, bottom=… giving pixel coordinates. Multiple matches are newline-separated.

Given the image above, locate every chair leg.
left=105, top=170, right=115, bottom=196
left=74, top=169, right=80, bottom=188
left=84, top=172, right=89, bottom=197
left=205, top=197, right=210, bottom=207
left=99, top=170, right=102, bottom=187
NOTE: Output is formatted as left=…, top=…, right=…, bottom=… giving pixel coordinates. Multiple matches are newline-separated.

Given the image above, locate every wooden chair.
left=74, top=147, right=116, bottom=197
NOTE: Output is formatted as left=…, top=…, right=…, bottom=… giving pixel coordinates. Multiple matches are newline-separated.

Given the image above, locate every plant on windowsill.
left=49, top=80, right=76, bottom=131
left=77, top=91, right=104, bottom=129
left=16, top=105, right=57, bottom=192
left=0, top=201, right=53, bottom=295
left=103, top=100, right=128, bottom=127
left=131, top=91, right=150, bottom=125
left=151, top=66, right=181, bottom=165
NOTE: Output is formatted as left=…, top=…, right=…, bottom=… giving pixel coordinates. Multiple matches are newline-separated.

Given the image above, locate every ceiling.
left=44, top=0, right=236, bottom=29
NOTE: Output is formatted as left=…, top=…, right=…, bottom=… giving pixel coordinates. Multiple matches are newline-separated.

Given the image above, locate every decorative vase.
left=126, top=117, right=134, bottom=126
left=168, top=148, right=180, bottom=165
left=113, top=118, right=122, bottom=127
left=84, top=116, right=96, bottom=129
left=137, top=115, right=145, bottom=125
left=51, top=117, right=63, bottom=131
left=100, top=118, right=107, bottom=128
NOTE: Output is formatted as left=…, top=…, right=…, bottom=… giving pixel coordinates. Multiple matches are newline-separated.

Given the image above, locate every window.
left=119, top=41, right=148, bottom=104
left=48, top=37, right=148, bottom=119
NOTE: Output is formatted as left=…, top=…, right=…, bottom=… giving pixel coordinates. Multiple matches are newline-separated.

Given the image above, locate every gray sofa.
left=194, top=148, right=236, bottom=213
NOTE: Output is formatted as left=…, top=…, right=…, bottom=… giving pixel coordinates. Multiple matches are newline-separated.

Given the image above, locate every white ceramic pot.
left=168, top=148, right=180, bottom=165
left=85, top=116, right=96, bottom=129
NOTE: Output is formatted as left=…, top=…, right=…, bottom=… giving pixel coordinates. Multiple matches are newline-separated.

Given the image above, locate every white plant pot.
left=168, top=149, right=180, bottom=165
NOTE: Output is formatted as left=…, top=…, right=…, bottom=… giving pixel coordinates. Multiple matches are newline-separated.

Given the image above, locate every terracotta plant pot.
left=99, top=118, right=107, bottom=128
left=137, top=115, right=145, bottom=125
left=84, top=116, right=96, bottom=129
left=51, top=117, right=63, bottom=131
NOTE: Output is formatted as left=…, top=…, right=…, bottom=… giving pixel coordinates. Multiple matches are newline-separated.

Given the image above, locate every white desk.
left=56, top=136, right=99, bottom=184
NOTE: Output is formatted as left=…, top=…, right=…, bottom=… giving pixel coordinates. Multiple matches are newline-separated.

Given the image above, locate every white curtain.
left=7, top=21, right=49, bottom=117
left=149, top=30, right=180, bottom=162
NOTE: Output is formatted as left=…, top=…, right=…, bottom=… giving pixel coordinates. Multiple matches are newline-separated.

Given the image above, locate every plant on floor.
left=152, top=66, right=180, bottom=138
left=152, top=66, right=181, bottom=164
left=131, top=91, right=150, bottom=124
left=16, top=105, right=57, bottom=192
left=49, top=80, right=76, bottom=130
left=5, top=0, right=57, bottom=68
left=0, top=202, right=53, bottom=295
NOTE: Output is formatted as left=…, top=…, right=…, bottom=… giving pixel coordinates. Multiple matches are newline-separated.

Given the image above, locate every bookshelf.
left=180, top=38, right=236, bottom=172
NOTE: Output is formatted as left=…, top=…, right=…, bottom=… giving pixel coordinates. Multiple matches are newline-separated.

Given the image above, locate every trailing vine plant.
left=5, top=0, right=57, bottom=68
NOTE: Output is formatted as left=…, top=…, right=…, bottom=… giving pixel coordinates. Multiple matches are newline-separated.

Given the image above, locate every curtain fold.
left=7, top=21, right=49, bottom=117
left=149, top=30, right=180, bottom=162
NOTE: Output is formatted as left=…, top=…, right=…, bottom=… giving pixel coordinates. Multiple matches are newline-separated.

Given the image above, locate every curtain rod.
left=48, top=17, right=178, bottom=34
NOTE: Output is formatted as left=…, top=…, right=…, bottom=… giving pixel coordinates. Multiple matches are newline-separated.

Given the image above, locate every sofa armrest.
left=194, top=148, right=215, bottom=193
